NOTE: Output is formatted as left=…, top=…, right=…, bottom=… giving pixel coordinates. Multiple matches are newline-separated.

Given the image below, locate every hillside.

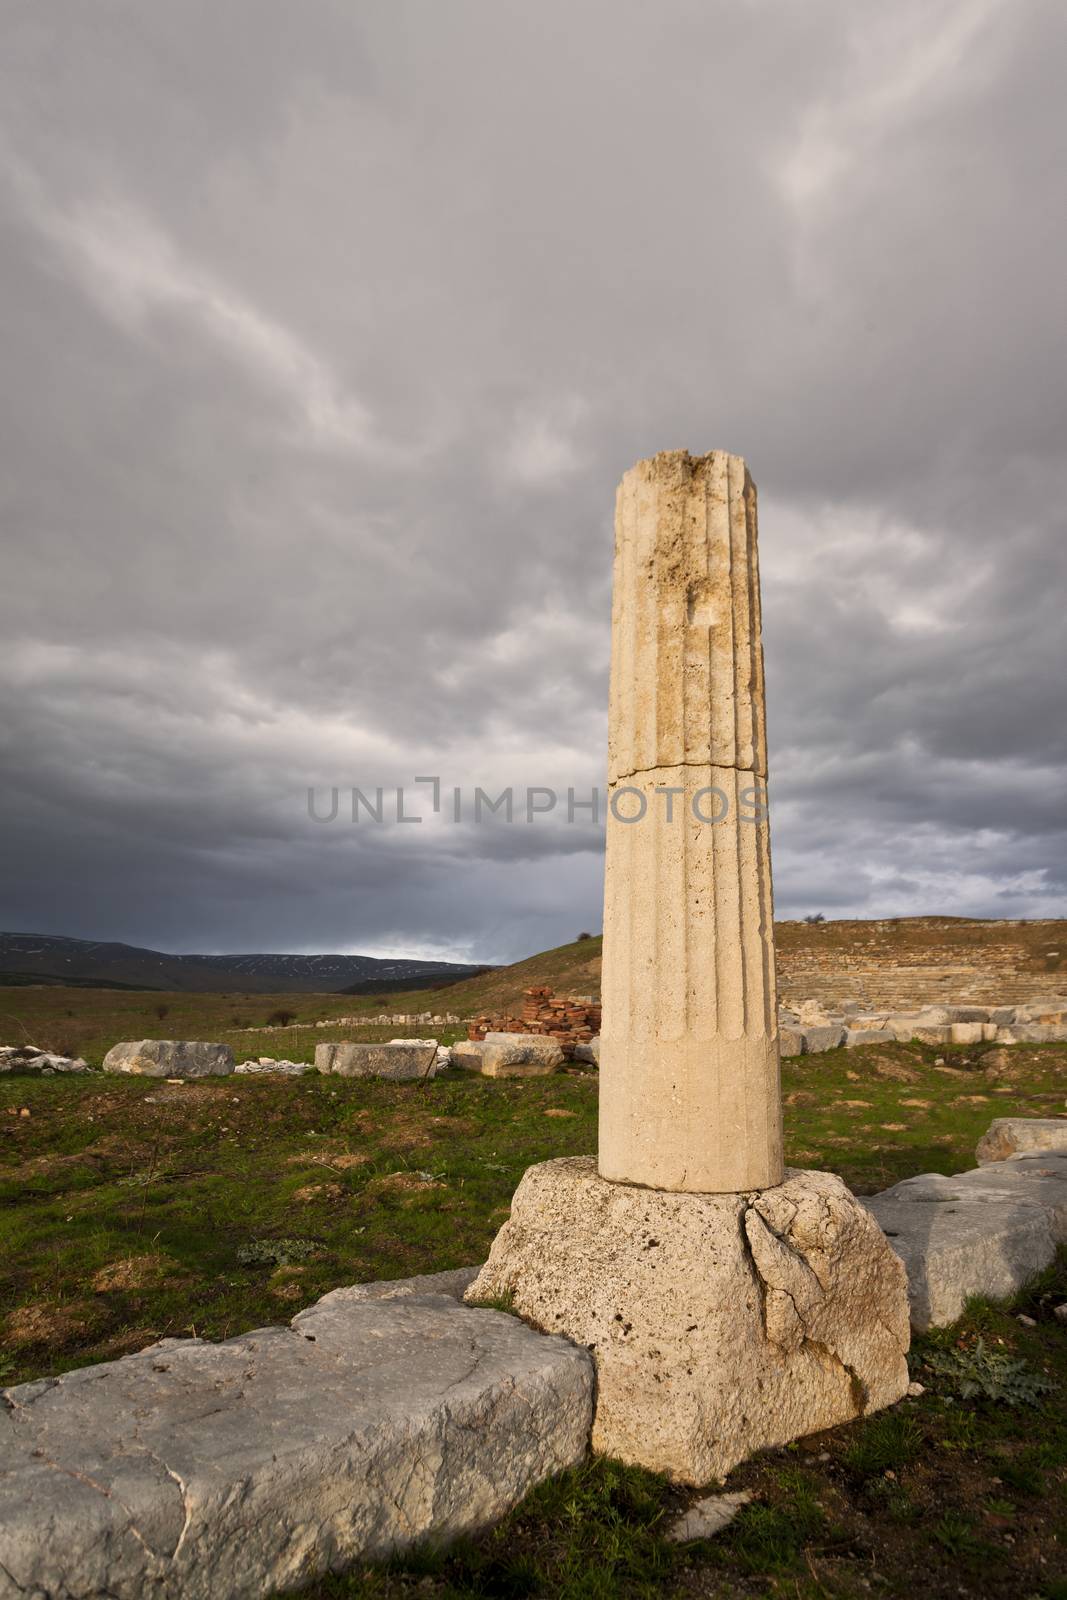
left=0, top=933, right=490, bottom=995
left=348, top=917, right=1067, bottom=1018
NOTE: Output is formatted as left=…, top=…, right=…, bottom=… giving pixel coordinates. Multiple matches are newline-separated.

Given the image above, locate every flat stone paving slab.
left=0, top=1269, right=592, bottom=1600
left=864, top=1153, right=1067, bottom=1330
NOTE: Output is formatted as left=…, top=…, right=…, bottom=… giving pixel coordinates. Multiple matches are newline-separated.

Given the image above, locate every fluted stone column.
left=466, top=451, right=912, bottom=1481
left=598, top=450, right=783, bottom=1193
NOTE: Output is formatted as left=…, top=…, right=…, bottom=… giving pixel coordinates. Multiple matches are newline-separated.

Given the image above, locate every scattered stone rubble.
left=234, top=1057, right=307, bottom=1076
left=245, top=1011, right=463, bottom=1033
left=777, top=998, right=1067, bottom=1055
left=0, top=1044, right=88, bottom=1074
left=467, top=988, right=601, bottom=1059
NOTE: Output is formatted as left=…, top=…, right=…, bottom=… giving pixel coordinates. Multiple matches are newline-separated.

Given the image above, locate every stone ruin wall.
left=777, top=920, right=1067, bottom=1010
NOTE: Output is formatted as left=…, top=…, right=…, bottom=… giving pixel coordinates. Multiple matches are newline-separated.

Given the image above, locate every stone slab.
left=864, top=1153, right=1067, bottom=1330
left=314, top=1042, right=437, bottom=1080
left=451, top=1041, right=486, bottom=1072
left=0, top=1271, right=592, bottom=1600
left=466, top=1158, right=909, bottom=1485
left=479, top=1033, right=564, bottom=1077
left=102, top=1041, right=234, bottom=1078
left=802, top=1025, right=847, bottom=1053
left=977, top=1117, right=1067, bottom=1164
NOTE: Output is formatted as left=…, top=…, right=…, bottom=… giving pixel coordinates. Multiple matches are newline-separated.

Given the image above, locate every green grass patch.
left=5, top=1020, right=1067, bottom=1596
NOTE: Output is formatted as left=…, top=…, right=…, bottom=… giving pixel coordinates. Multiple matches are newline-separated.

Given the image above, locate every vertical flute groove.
left=599, top=450, right=782, bottom=1194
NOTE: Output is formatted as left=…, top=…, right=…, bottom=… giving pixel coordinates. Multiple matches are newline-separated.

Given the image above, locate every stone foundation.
left=466, top=1157, right=910, bottom=1484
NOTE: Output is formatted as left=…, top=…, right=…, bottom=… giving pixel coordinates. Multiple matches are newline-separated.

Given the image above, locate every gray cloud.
left=1, top=0, right=1065, bottom=963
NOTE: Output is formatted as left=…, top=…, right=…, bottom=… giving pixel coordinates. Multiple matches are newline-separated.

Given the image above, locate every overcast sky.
left=2, top=0, right=1065, bottom=964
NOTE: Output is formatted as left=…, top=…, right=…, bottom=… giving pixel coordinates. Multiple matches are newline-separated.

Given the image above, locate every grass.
left=5, top=1036, right=1067, bottom=1382
left=4, top=1016, right=1067, bottom=1595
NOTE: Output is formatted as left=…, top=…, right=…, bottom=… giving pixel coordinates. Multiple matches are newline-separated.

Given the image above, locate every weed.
left=930, top=1510, right=987, bottom=1557
left=918, top=1336, right=1056, bottom=1406
left=842, top=1410, right=923, bottom=1476
left=236, top=1238, right=320, bottom=1268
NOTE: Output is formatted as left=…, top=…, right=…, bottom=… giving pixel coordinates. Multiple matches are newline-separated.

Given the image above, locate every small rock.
left=906, top=1381, right=925, bottom=1398
left=666, top=1490, right=753, bottom=1543
left=1053, top=1304, right=1067, bottom=1325
left=1017, top=1313, right=1037, bottom=1327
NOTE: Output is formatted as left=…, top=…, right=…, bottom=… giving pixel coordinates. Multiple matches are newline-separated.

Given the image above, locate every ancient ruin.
left=468, top=451, right=912, bottom=1479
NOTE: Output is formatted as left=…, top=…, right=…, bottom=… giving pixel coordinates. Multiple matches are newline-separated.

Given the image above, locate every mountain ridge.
left=0, top=932, right=492, bottom=994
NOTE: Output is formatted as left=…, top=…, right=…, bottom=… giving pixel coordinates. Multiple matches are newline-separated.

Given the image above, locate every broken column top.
left=608, top=449, right=766, bottom=785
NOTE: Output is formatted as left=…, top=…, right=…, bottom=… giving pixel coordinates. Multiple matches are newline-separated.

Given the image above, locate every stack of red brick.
left=467, top=987, right=601, bottom=1058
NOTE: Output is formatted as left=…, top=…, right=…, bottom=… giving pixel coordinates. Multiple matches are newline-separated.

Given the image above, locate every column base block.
left=466, top=1157, right=910, bottom=1485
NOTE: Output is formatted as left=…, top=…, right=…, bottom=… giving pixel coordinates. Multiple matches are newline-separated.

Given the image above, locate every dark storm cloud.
left=1, top=0, right=1065, bottom=962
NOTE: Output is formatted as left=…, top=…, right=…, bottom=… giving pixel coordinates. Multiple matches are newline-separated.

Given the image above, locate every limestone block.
left=478, top=1033, right=564, bottom=1077
left=947, top=1007, right=989, bottom=1023
left=976, top=1118, right=1067, bottom=1164
left=0, top=1271, right=592, bottom=1600
left=796, top=1000, right=829, bottom=1025
left=466, top=1157, right=909, bottom=1485
left=949, top=1022, right=985, bottom=1045
left=845, top=1029, right=895, bottom=1048
left=779, top=1027, right=804, bottom=1058
left=451, top=1040, right=486, bottom=1071
left=103, top=1041, right=234, bottom=1078
left=910, top=1025, right=952, bottom=1046
left=863, top=1154, right=1067, bottom=1330
left=802, top=1025, right=847, bottom=1053
left=314, top=1041, right=437, bottom=1080
left=572, top=1040, right=600, bottom=1065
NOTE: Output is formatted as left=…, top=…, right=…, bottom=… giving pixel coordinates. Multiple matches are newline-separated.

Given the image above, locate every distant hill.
left=328, top=916, right=1067, bottom=1019
left=0, top=933, right=493, bottom=995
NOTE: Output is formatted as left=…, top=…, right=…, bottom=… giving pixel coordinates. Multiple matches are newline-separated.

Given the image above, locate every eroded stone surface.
left=0, top=1271, right=591, bottom=1600
left=864, top=1153, right=1067, bottom=1329
left=977, top=1117, right=1067, bottom=1164
left=479, top=1033, right=563, bottom=1077
left=599, top=451, right=782, bottom=1195
left=466, top=1157, right=909, bottom=1485
left=102, top=1041, right=234, bottom=1078
left=314, top=1042, right=437, bottom=1080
